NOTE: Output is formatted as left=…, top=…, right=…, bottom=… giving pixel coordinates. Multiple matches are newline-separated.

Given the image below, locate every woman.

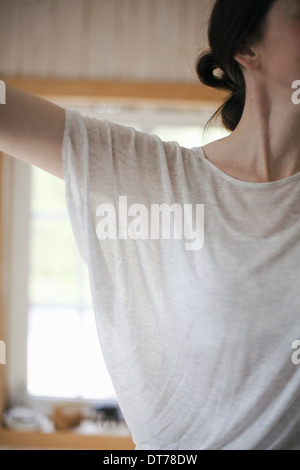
left=1, top=0, right=299, bottom=449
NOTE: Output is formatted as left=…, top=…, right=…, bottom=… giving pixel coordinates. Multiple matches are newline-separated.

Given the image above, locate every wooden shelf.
left=2, top=77, right=227, bottom=108
left=0, top=427, right=135, bottom=450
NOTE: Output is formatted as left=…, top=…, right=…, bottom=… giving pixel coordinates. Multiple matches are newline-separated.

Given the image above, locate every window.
left=6, top=105, right=228, bottom=409
left=28, top=167, right=115, bottom=401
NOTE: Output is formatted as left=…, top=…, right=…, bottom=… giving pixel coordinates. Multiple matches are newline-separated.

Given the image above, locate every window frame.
left=3, top=156, right=31, bottom=408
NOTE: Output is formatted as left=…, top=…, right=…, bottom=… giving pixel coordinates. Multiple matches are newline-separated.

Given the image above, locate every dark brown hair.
left=196, top=0, right=276, bottom=131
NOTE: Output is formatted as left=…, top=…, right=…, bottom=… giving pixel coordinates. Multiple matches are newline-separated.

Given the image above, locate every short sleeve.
left=61, top=108, right=186, bottom=262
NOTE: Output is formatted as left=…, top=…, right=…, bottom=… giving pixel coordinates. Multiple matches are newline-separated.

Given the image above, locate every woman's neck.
left=203, top=84, right=300, bottom=183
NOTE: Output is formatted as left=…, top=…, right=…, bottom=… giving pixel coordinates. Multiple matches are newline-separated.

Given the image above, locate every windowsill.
left=0, top=424, right=135, bottom=450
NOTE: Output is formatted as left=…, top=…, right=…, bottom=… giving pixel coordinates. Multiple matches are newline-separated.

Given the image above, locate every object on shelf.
left=94, top=404, right=122, bottom=425
left=52, top=403, right=83, bottom=430
left=3, top=406, right=44, bottom=432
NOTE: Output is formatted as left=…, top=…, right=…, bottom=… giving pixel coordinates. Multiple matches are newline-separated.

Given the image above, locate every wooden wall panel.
left=55, top=0, right=85, bottom=77
left=0, top=0, right=212, bottom=83
left=87, top=0, right=118, bottom=79
left=186, top=0, right=212, bottom=75
left=118, top=0, right=149, bottom=81
left=0, top=0, right=19, bottom=76
left=16, top=0, right=53, bottom=77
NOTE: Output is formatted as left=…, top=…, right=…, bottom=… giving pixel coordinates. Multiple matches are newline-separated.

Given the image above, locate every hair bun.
left=196, top=50, right=244, bottom=131
left=196, top=51, right=237, bottom=93
left=221, top=90, right=245, bottom=132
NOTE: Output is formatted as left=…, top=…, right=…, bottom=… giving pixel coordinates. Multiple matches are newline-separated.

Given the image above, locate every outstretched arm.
left=0, top=84, right=65, bottom=178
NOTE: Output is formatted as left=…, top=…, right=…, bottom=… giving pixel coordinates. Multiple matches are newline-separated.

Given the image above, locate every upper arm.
left=0, top=85, right=66, bottom=179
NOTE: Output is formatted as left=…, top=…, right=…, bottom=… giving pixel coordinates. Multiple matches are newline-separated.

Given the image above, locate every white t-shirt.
left=62, top=108, right=300, bottom=450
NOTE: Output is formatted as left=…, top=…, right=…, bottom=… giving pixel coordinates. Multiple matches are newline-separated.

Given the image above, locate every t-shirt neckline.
left=198, top=147, right=300, bottom=189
